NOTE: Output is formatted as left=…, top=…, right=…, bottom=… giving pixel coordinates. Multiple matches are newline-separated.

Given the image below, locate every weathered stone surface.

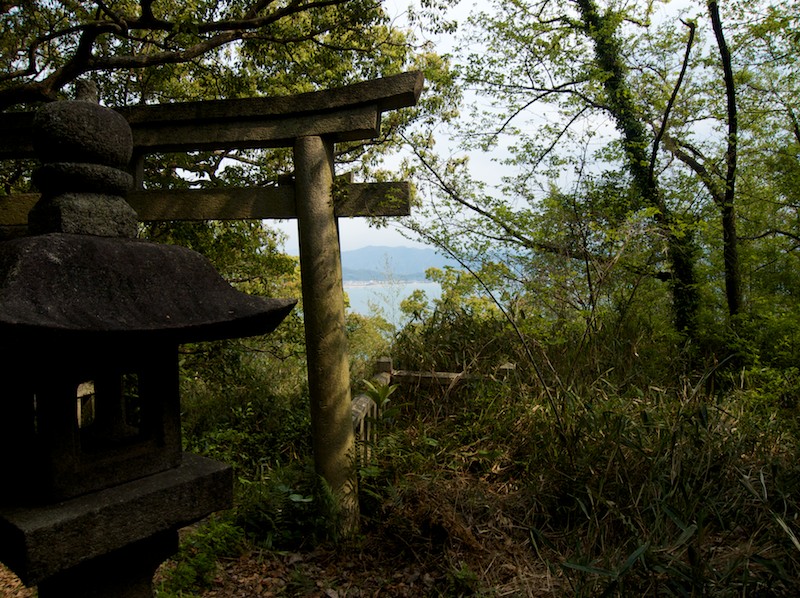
left=28, top=91, right=140, bottom=237
left=0, top=83, right=299, bottom=597
left=33, top=163, right=133, bottom=196
left=294, top=135, right=359, bottom=531
left=28, top=193, right=138, bottom=237
left=119, top=71, right=424, bottom=124
left=0, top=453, right=231, bottom=586
left=129, top=104, right=381, bottom=152
left=37, top=530, right=178, bottom=598
left=0, top=233, right=296, bottom=345
left=0, top=71, right=425, bottom=158
left=0, top=180, right=411, bottom=229
left=32, top=100, right=133, bottom=167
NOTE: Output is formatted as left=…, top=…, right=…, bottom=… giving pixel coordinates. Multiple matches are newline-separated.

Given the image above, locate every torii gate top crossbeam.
left=0, top=71, right=424, bottom=157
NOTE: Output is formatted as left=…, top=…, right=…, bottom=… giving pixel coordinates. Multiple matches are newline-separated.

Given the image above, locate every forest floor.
left=0, top=476, right=563, bottom=597
left=160, top=538, right=557, bottom=597
left=0, top=533, right=559, bottom=598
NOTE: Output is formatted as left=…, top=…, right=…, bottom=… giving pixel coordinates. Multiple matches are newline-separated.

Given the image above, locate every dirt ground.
left=0, top=566, right=34, bottom=598
left=1, top=545, right=557, bottom=598
left=0, top=477, right=561, bottom=597
left=1, top=519, right=559, bottom=598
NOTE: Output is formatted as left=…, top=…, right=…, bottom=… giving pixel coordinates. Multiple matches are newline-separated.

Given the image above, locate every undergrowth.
left=156, top=517, right=245, bottom=597
left=357, top=368, right=800, bottom=596
left=158, top=315, right=800, bottom=596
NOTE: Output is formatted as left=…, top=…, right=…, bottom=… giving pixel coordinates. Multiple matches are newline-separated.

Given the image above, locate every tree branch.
left=709, top=0, right=737, bottom=209
left=650, top=18, right=695, bottom=181
left=741, top=228, right=800, bottom=244
left=0, top=0, right=356, bottom=109
left=662, top=135, right=724, bottom=205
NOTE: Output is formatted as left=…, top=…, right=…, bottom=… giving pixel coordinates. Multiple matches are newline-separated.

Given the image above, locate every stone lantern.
left=0, top=84, right=295, bottom=597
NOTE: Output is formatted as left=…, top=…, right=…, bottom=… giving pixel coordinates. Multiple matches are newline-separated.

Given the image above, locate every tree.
left=404, top=0, right=799, bottom=353
left=658, top=1, right=740, bottom=320
left=0, top=0, right=386, bottom=109
left=407, top=0, right=701, bottom=336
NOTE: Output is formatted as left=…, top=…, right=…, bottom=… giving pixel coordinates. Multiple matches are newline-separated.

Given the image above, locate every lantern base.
left=0, top=452, right=232, bottom=588
left=37, top=529, right=177, bottom=598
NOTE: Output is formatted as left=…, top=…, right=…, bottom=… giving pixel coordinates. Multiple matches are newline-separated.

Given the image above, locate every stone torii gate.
left=0, top=70, right=424, bottom=527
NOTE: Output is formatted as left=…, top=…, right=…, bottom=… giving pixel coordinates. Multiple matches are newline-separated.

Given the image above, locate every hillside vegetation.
left=148, top=249, right=800, bottom=596
left=2, top=0, right=799, bottom=595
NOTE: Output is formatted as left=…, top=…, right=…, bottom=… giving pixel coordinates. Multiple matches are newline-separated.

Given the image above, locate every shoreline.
left=343, top=279, right=433, bottom=287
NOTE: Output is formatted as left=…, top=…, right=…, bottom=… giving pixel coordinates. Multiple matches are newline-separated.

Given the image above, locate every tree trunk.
left=576, top=0, right=700, bottom=337
left=709, top=0, right=741, bottom=318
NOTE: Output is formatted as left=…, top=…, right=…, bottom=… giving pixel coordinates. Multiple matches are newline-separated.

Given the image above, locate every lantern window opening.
left=77, top=381, right=95, bottom=429
left=78, top=372, right=148, bottom=453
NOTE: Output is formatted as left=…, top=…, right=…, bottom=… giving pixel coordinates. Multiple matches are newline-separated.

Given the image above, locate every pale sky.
left=274, top=0, right=694, bottom=256
left=272, top=218, right=423, bottom=256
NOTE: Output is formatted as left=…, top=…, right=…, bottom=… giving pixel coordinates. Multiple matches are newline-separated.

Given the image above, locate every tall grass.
left=358, top=365, right=800, bottom=595
left=380, top=308, right=800, bottom=595
left=165, top=305, right=800, bottom=596
left=521, top=379, right=800, bottom=595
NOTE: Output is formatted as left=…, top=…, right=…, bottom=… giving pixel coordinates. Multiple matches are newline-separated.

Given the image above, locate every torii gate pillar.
left=294, top=136, right=357, bottom=527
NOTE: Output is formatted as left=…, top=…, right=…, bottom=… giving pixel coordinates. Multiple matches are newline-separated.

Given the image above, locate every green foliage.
left=361, top=378, right=398, bottom=410
left=395, top=308, right=511, bottom=374
left=346, top=311, right=394, bottom=384
left=157, top=517, right=245, bottom=597
left=0, top=0, right=402, bottom=109
left=235, top=461, right=341, bottom=550
left=356, top=355, right=800, bottom=594
left=376, top=243, right=800, bottom=594
left=446, top=562, right=481, bottom=597
left=402, top=0, right=800, bottom=353
left=395, top=265, right=512, bottom=373
left=142, top=220, right=296, bottom=295
left=534, top=383, right=800, bottom=595
left=141, top=219, right=309, bottom=401
left=181, top=369, right=312, bottom=479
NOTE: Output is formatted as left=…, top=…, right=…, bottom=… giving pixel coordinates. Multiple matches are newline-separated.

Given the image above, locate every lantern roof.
left=0, top=233, right=295, bottom=347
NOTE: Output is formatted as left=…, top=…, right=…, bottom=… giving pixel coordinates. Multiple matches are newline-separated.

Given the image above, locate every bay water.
left=344, top=281, right=440, bottom=327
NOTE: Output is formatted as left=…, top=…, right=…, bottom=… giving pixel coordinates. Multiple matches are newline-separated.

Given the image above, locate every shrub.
left=234, top=460, right=340, bottom=550
left=156, top=517, right=245, bottom=597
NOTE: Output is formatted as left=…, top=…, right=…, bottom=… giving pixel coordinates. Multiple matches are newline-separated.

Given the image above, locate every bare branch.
left=741, top=228, right=800, bottom=244
left=662, top=135, right=723, bottom=205
left=95, top=0, right=129, bottom=32
left=404, top=134, right=601, bottom=263
left=650, top=19, right=695, bottom=181
left=530, top=106, right=590, bottom=172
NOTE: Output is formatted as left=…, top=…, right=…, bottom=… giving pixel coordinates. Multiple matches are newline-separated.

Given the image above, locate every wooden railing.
left=350, top=357, right=516, bottom=464
left=350, top=357, right=392, bottom=465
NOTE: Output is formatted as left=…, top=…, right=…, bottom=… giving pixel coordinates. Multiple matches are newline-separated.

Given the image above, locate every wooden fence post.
left=374, top=356, right=393, bottom=386
left=293, top=135, right=359, bottom=534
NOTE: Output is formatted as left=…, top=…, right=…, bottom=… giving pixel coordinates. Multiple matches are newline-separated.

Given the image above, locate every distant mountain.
left=341, top=246, right=457, bottom=282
